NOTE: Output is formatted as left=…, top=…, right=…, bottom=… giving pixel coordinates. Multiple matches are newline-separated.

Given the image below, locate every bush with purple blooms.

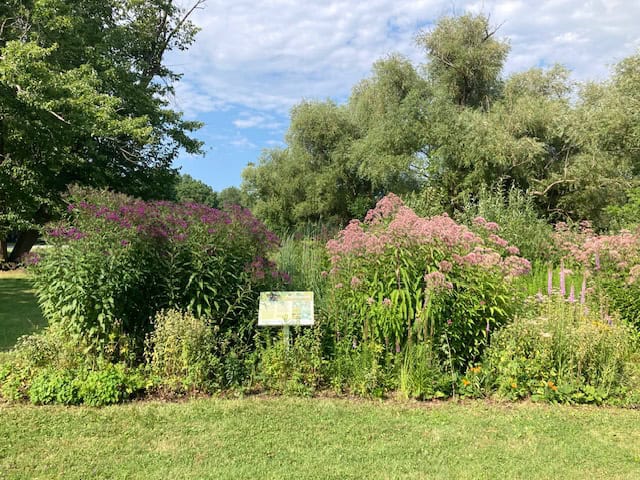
left=31, top=187, right=285, bottom=361
left=325, top=194, right=530, bottom=375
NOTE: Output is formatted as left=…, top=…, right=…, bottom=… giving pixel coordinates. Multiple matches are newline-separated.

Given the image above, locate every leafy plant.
left=30, top=187, right=284, bottom=360
left=325, top=193, right=529, bottom=372
left=145, top=309, right=222, bottom=394
left=257, top=327, right=324, bottom=396
left=483, top=296, right=639, bottom=404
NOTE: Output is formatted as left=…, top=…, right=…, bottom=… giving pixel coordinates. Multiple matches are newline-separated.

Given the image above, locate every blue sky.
left=168, top=0, right=640, bottom=192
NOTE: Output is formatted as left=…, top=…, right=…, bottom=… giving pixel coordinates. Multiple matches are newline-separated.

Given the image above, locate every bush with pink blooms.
left=325, top=194, right=531, bottom=374
left=30, top=187, right=285, bottom=361
left=553, top=221, right=640, bottom=329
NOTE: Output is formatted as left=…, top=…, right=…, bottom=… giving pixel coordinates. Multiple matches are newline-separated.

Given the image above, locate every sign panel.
left=258, top=291, right=314, bottom=326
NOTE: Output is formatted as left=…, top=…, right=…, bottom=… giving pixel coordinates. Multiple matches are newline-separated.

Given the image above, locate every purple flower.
left=567, top=285, right=575, bottom=303
left=547, top=267, right=553, bottom=296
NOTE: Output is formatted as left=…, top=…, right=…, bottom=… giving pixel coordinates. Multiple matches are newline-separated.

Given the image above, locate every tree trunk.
left=8, top=229, right=39, bottom=262
left=0, top=238, right=7, bottom=263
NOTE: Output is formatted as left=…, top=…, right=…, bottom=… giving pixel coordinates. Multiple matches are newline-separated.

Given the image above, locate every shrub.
left=77, top=363, right=145, bottom=407
left=399, top=342, right=451, bottom=400
left=483, top=296, right=640, bottom=404
left=145, top=309, right=222, bottom=394
left=552, top=221, right=640, bottom=329
left=456, top=187, right=555, bottom=263
left=327, top=340, right=395, bottom=398
left=325, top=193, right=529, bottom=372
left=31, top=187, right=284, bottom=360
left=28, top=367, right=80, bottom=405
left=257, top=327, right=324, bottom=396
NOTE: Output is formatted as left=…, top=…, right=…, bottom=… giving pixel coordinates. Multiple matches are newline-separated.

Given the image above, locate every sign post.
left=258, top=291, right=314, bottom=347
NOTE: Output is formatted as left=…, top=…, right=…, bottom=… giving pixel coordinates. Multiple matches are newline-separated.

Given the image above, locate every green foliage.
left=28, top=367, right=80, bottom=405
left=606, top=186, right=640, bottom=230
left=242, top=55, right=429, bottom=232
left=0, top=0, right=203, bottom=260
left=145, top=309, right=222, bottom=394
left=326, top=194, right=528, bottom=372
left=399, top=342, right=450, bottom=399
left=257, top=328, right=324, bottom=396
left=417, top=13, right=509, bottom=108
left=456, top=187, right=554, bottom=262
left=77, top=363, right=145, bottom=407
left=484, top=297, right=640, bottom=404
left=31, top=188, right=283, bottom=359
left=175, top=174, right=218, bottom=207
left=328, top=340, right=395, bottom=398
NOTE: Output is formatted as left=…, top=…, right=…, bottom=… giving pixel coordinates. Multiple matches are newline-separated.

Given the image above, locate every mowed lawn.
left=0, top=270, right=45, bottom=351
left=1, top=397, right=640, bottom=479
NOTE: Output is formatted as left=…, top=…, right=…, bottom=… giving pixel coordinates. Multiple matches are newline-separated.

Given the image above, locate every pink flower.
left=350, top=276, right=362, bottom=288
left=506, top=246, right=520, bottom=255
left=438, top=260, right=453, bottom=273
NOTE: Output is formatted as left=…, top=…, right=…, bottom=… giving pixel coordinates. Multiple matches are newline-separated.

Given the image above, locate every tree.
left=242, top=56, right=430, bottom=231
left=416, top=13, right=509, bottom=109
left=175, top=174, right=218, bottom=207
left=0, top=0, right=204, bottom=262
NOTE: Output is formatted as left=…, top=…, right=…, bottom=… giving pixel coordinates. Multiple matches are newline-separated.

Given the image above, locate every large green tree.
left=0, top=0, right=204, bottom=262
left=242, top=55, right=429, bottom=231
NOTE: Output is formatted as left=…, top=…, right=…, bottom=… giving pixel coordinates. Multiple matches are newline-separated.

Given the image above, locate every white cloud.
left=232, top=113, right=284, bottom=130
left=168, top=0, right=640, bottom=118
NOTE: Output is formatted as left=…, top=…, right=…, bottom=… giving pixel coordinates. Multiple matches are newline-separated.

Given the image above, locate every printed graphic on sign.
left=258, top=291, right=314, bottom=326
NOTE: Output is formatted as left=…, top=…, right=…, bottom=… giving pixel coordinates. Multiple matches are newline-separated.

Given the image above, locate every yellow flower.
left=462, top=378, right=471, bottom=387
left=470, top=366, right=481, bottom=374
left=511, top=382, right=517, bottom=389
left=547, top=380, right=558, bottom=392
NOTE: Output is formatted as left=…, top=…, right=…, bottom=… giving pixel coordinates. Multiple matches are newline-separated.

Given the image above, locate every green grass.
left=0, top=271, right=46, bottom=351
left=1, top=397, right=639, bottom=479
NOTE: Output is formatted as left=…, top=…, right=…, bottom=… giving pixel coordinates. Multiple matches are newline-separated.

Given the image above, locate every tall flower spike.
left=580, top=275, right=587, bottom=304
left=568, top=285, right=575, bottom=303
left=559, top=260, right=566, bottom=297
left=547, top=266, right=553, bottom=296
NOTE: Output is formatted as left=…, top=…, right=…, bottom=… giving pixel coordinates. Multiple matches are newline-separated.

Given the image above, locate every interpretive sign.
left=258, top=291, right=314, bottom=326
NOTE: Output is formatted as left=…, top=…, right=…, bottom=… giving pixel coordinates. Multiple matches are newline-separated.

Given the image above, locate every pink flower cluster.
left=554, top=222, right=640, bottom=283
left=327, top=194, right=531, bottom=278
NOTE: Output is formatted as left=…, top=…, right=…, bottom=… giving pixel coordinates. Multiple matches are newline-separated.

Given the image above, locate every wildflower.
left=462, top=378, right=471, bottom=387
left=567, top=285, right=575, bottom=303
left=485, top=221, right=500, bottom=232
left=320, top=270, right=328, bottom=278
left=511, top=382, right=517, bottom=389
left=424, top=271, right=453, bottom=291
left=350, top=276, right=362, bottom=288
left=470, top=366, right=481, bottom=374
left=382, top=298, right=391, bottom=306
left=547, top=267, right=553, bottom=296
left=366, top=297, right=375, bottom=305
left=580, top=275, right=587, bottom=304
left=547, top=380, right=558, bottom=391
left=506, top=245, right=520, bottom=255
left=559, top=260, right=566, bottom=297
left=438, top=260, right=453, bottom=273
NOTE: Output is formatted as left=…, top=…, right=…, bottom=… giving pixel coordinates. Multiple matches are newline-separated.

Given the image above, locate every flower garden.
left=1, top=189, right=639, bottom=408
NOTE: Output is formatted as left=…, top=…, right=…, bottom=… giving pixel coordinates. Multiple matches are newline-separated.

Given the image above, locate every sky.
left=168, top=0, right=640, bottom=191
